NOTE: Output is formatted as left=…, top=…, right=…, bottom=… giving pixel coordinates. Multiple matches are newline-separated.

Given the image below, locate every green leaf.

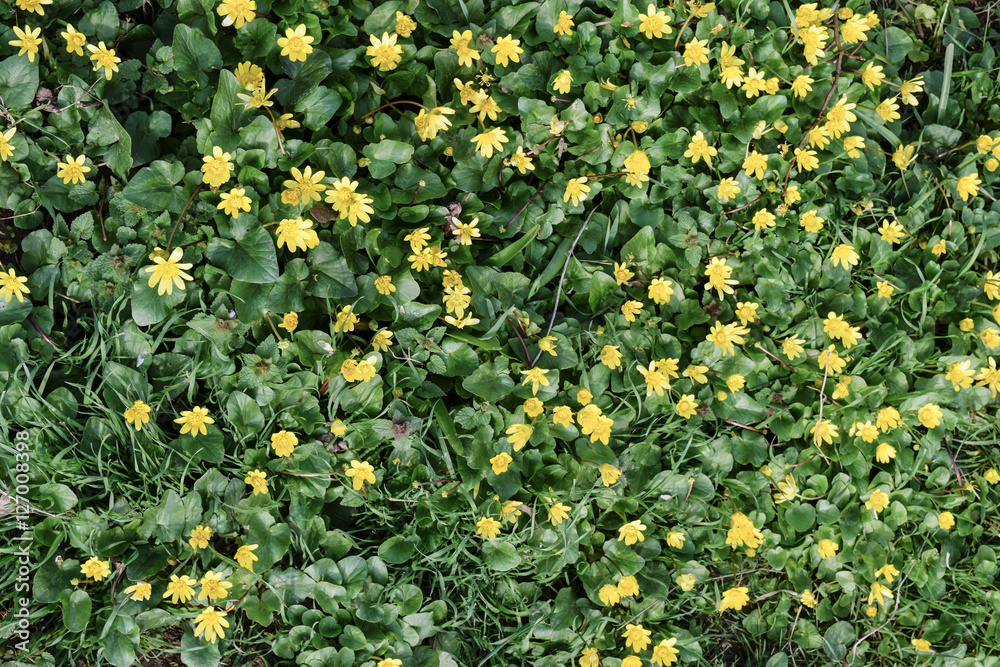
left=822, top=621, right=856, bottom=661
left=484, top=225, right=541, bottom=268
left=172, top=24, right=222, bottom=82
left=88, top=107, right=133, bottom=179
left=247, top=512, right=292, bottom=571
left=122, top=160, right=187, bottom=212
left=0, top=56, right=39, bottom=108
left=131, top=279, right=186, bottom=327
left=785, top=503, right=816, bottom=532
left=180, top=628, right=221, bottom=667
left=61, top=589, right=91, bottom=633
left=307, top=243, right=358, bottom=299
left=226, top=391, right=265, bottom=433
left=462, top=358, right=515, bottom=402
left=206, top=224, right=279, bottom=284
left=481, top=541, right=522, bottom=571
left=378, top=536, right=416, bottom=564
left=0, top=294, right=32, bottom=326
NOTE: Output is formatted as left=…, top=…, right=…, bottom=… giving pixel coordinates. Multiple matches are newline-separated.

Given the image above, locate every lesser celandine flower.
left=277, top=24, right=314, bottom=62
left=638, top=4, right=672, bottom=38
left=817, top=539, right=838, bottom=559
left=491, top=34, right=523, bottom=67
left=56, top=155, right=91, bottom=185
left=618, top=519, right=647, bottom=545
left=622, top=623, right=652, bottom=651
left=188, top=525, right=212, bottom=550
left=244, top=470, right=268, bottom=495
left=123, top=581, right=152, bottom=601
left=235, top=544, right=259, bottom=572
left=475, top=516, right=501, bottom=539
left=719, top=586, right=750, bottom=611
left=345, top=460, right=377, bottom=490
left=553, top=11, right=575, bottom=36
left=163, top=575, right=196, bottom=603
left=217, top=0, right=256, bottom=28
left=175, top=406, right=214, bottom=437
left=87, top=41, right=121, bottom=79
left=198, top=571, right=232, bottom=601
left=194, top=607, right=229, bottom=643
left=600, top=464, right=620, bottom=486
left=9, top=26, right=43, bottom=62
left=490, top=452, right=512, bottom=475
left=81, top=557, right=111, bottom=581
left=124, top=400, right=151, bottom=431
left=367, top=32, right=403, bottom=72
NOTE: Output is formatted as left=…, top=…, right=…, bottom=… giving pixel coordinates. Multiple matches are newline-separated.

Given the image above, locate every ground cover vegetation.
left=1, top=0, right=1000, bottom=665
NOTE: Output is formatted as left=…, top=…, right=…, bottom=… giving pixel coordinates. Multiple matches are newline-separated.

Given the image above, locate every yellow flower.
left=174, top=406, right=214, bottom=437
left=718, top=586, right=750, bottom=611
left=726, top=512, right=763, bottom=549
left=330, top=419, right=347, bottom=436
left=621, top=623, right=652, bottom=652
left=563, top=177, right=591, bottom=207
left=80, top=557, right=112, bottom=581
left=743, top=151, right=769, bottom=180
left=394, top=11, right=417, bottom=37
left=490, top=452, right=514, bottom=475
left=579, top=648, right=599, bottom=667
left=345, top=460, right=377, bottom=490
left=367, top=32, right=403, bottom=72
left=600, top=345, right=623, bottom=369
left=123, top=581, right=152, bottom=601
left=817, top=539, right=839, bottom=559
left=707, top=321, right=747, bottom=356
left=716, top=177, right=741, bottom=202
left=218, top=187, right=252, bottom=218
left=374, top=275, right=396, bottom=295
left=911, top=638, right=932, bottom=653
left=600, top=463, right=620, bottom=486
left=682, top=38, right=710, bottom=67
left=553, top=69, right=573, bottom=94
left=0, top=127, right=16, bottom=163
left=277, top=24, right=314, bottom=62
left=270, top=429, right=298, bottom=457
left=163, top=574, right=196, bottom=604
left=548, top=502, right=570, bottom=525
left=276, top=312, right=298, bottom=333
left=865, top=489, right=890, bottom=513
left=800, top=589, right=817, bottom=608
left=621, top=300, right=643, bottom=322
left=471, top=128, right=509, bottom=159
left=508, top=145, right=535, bottom=174
left=830, top=244, right=859, bottom=270
left=946, top=360, right=975, bottom=391
left=674, top=394, right=698, bottom=419
left=283, top=165, right=327, bottom=205
left=450, top=30, right=481, bottom=67
left=217, top=0, right=256, bottom=28
left=773, top=474, right=798, bottom=503
left=957, top=172, right=981, bottom=202
left=553, top=11, right=575, bottom=36
left=9, top=25, right=43, bottom=62
left=917, top=403, right=943, bottom=428
left=782, top=335, right=805, bottom=360
left=551, top=405, right=574, bottom=428
left=860, top=61, right=884, bottom=90
left=875, top=563, right=899, bottom=583
left=875, top=442, right=896, bottom=464
left=648, top=278, right=674, bottom=304
left=234, top=61, right=265, bottom=90
left=491, top=34, right=523, bottom=67
left=937, top=511, right=955, bottom=530
left=520, top=367, right=550, bottom=395
left=377, top=659, right=403, bottom=667
left=476, top=516, right=501, bottom=539
left=726, top=374, right=745, bottom=393
left=638, top=4, right=673, bottom=38
left=618, top=519, right=647, bottom=546
left=843, top=135, right=866, bottom=158
left=876, top=407, right=901, bottom=432
left=124, top=400, right=152, bottom=431
left=676, top=572, right=696, bottom=591
left=193, top=606, right=230, bottom=644
left=235, top=544, right=259, bottom=572
left=638, top=361, right=670, bottom=397
left=651, top=637, right=680, bottom=666
left=244, top=470, right=268, bottom=496
left=869, top=580, right=893, bottom=607
left=506, top=424, right=533, bottom=451
left=685, top=130, right=717, bottom=165
left=794, top=147, right=819, bottom=172
left=876, top=96, right=901, bottom=122
left=599, top=583, right=621, bottom=606
left=617, top=574, right=640, bottom=597
left=198, top=571, right=232, bottom=601
left=56, top=155, right=91, bottom=185
left=201, top=146, right=234, bottom=189
left=372, top=329, right=394, bottom=353
left=188, top=524, right=213, bottom=550
left=893, top=143, right=916, bottom=170
left=61, top=24, right=87, bottom=56
left=840, top=14, right=871, bottom=44
left=791, top=74, right=814, bottom=98
left=275, top=217, right=320, bottom=252
left=87, top=41, right=121, bottom=80
left=666, top=531, right=686, bottom=548
left=983, top=468, right=1000, bottom=485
